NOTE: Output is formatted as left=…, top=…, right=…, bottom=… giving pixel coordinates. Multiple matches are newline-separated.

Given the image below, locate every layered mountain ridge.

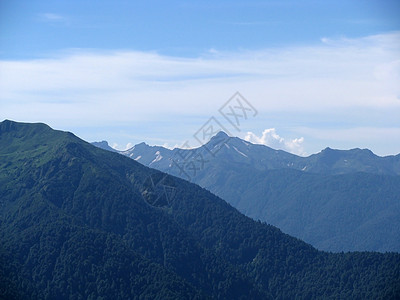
left=116, top=130, right=400, bottom=176
left=94, top=131, right=400, bottom=252
left=2, top=120, right=400, bottom=298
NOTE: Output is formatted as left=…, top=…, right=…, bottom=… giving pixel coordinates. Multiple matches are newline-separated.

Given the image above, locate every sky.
left=0, top=0, right=399, bottom=156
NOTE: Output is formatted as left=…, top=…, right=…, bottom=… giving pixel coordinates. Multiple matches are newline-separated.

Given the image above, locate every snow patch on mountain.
left=150, top=151, right=163, bottom=164
left=233, top=146, right=248, bottom=158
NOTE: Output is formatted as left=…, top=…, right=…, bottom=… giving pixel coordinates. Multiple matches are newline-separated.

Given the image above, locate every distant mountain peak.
left=320, top=146, right=376, bottom=157
left=214, top=131, right=229, bottom=139
left=203, top=131, right=231, bottom=150
left=208, top=131, right=230, bottom=143
left=131, top=142, right=150, bottom=150
left=96, top=140, right=110, bottom=147
left=91, top=140, right=117, bottom=152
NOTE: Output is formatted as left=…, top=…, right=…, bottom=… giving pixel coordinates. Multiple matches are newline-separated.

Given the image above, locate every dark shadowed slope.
left=108, top=132, right=400, bottom=252
left=2, top=120, right=400, bottom=299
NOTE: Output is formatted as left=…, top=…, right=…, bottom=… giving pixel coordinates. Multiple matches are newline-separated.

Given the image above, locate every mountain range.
left=1, top=120, right=400, bottom=299
left=94, top=131, right=400, bottom=252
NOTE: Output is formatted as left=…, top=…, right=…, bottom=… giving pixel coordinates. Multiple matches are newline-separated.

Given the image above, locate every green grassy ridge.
left=1, top=120, right=399, bottom=299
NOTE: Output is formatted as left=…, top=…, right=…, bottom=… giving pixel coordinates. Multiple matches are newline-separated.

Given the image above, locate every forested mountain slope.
left=109, top=132, right=400, bottom=252
left=1, top=120, right=400, bottom=299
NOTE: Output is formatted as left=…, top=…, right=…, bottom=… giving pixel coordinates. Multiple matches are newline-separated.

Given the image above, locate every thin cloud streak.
left=39, top=13, right=68, bottom=23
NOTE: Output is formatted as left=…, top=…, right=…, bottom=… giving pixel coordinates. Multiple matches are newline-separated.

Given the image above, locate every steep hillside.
left=109, top=132, right=400, bottom=252
left=1, top=120, right=400, bottom=299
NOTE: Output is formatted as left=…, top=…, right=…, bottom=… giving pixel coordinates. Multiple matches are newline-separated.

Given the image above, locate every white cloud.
left=1, top=32, right=398, bottom=118
left=111, top=142, right=133, bottom=151
left=0, top=32, right=399, bottom=154
left=245, top=129, right=306, bottom=156
left=125, top=142, right=134, bottom=150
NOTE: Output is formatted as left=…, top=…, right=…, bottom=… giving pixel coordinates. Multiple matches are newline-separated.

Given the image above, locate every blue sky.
left=1, top=0, right=399, bottom=155
left=1, top=0, right=399, bottom=59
